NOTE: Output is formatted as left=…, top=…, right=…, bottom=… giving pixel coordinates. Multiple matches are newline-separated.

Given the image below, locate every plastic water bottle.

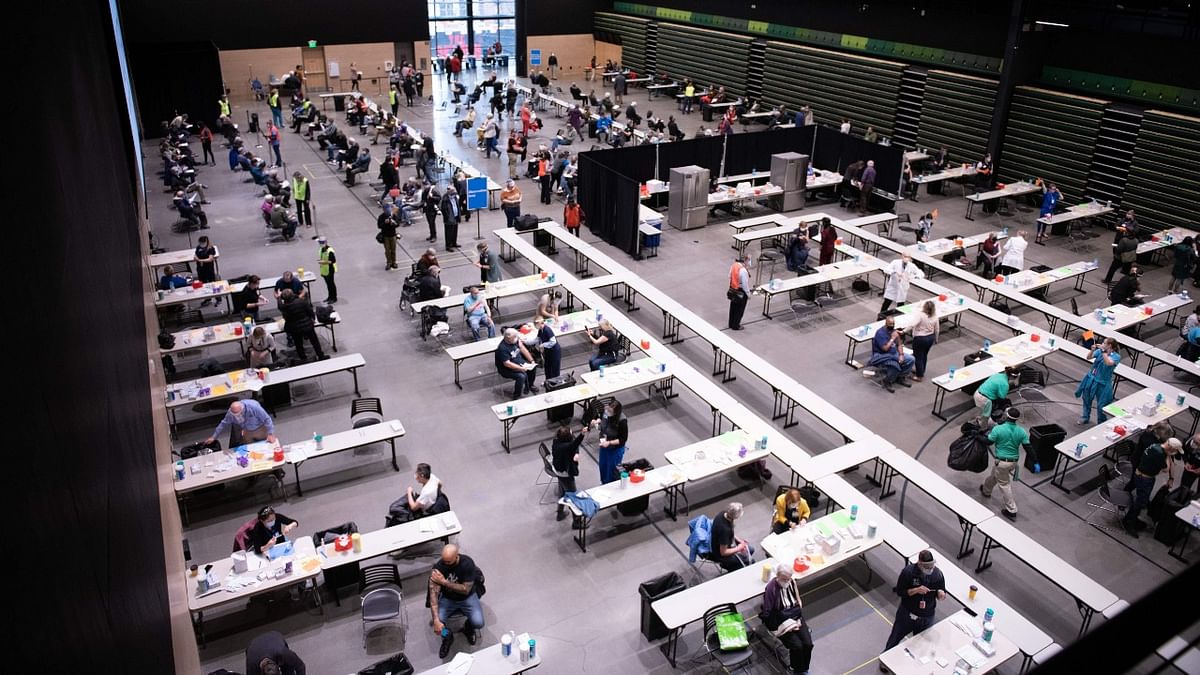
left=529, top=639, right=536, bottom=659
left=983, top=339, right=992, bottom=352
left=761, top=435, right=769, bottom=449
left=983, top=607, right=995, bottom=623
left=850, top=504, right=858, bottom=520
left=1075, top=443, right=1086, bottom=458
left=599, top=365, right=606, bottom=378
left=1033, top=462, right=1041, bottom=473
left=1092, top=258, right=1100, bottom=268
left=1156, top=392, right=1164, bottom=405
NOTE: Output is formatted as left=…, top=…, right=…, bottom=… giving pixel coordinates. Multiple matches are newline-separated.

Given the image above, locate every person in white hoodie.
left=998, top=230, right=1028, bottom=276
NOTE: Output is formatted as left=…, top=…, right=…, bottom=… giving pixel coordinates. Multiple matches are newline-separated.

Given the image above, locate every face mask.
left=233, top=414, right=245, bottom=424
left=264, top=519, right=276, bottom=530
left=918, top=563, right=935, bottom=574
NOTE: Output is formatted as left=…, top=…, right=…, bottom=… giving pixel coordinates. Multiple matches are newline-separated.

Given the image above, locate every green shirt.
left=988, top=421, right=1029, bottom=461
left=977, top=372, right=1009, bottom=401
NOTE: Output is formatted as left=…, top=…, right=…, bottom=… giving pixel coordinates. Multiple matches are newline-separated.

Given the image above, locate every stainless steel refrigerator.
left=770, top=152, right=809, bottom=212
left=668, top=165, right=711, bottom=230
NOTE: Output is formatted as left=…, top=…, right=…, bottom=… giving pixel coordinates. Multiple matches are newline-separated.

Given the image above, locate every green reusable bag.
left=715, top=612, right=749, bottom=650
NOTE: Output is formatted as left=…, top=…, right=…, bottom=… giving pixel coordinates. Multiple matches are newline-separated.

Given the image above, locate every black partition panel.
left=809, top=126, right=903, bottom=194
left=579, top=153, right=641, bottom=256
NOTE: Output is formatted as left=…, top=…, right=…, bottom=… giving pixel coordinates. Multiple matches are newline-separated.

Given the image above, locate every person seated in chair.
left=248, top=157, right=269, bottom=186
left=464, top=286, right=496, bottom=341
left=772, top=488, right=811, bottom=534
left=586, top=319, right=620, bottom=371
left=158, top=265, right=189, bottom=290
left=269, top=197, right=297, bottom=240
left=333, top=137, right=359, bottom=169
left=247, top=505, right=298, bottom=555
left=387, top=462, right=442, bottom=525
left=761, top=564, right=815, bottom=675
left=418, top=265, right=448, bottom=301
left=624, top=101, right=642, bottom=127
left=785, top=234, right=812, bottom=274
left=495, top=328, right=538, bottom=399
left=430, top=544, right=485, bottom=658
left=343, top=148, right=371, bottom=186
left=868, top=316, right=914, bottom=393
left=1109, top=267, right=1146, bottom=307
left=708, top=501, right=755, bottom=572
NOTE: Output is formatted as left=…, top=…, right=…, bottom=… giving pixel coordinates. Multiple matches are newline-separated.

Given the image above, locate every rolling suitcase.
left=961, top=351, right=993, bottom=395
left=616, top=458, right=653, bottom=515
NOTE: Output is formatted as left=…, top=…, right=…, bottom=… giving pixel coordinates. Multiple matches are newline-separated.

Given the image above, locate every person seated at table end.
left=495, top=328, right=538, bottom=399
left=707, top=501, right=755, bottom=572
left=387, top=462, right=443, bottom=525
left=159, top=265, right=190, bottom=291
left=1109, top=266, right=1146, bottom=307
left=760, top=563, right=815, bottom=675
left=866, top=316, right=914, bottom=393
left=248, top=505, right=298, bottom=555
left=772, top=487, right=810, bottom=534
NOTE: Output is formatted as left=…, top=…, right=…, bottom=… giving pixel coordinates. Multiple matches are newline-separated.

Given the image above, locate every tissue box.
left=231, top=551, right=248, bottom=574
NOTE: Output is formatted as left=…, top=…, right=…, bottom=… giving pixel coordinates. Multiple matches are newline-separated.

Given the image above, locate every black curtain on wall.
left=579, top=152, right=641, bottom=255
left=810, top=126, right=904, bottom=194
left=128, top=41, right=224, bottom=134
left=10, top=0, right=171, bottom=671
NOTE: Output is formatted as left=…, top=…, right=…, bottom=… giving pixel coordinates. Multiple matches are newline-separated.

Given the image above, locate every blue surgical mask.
left=264, top=519, right=276, bottom=530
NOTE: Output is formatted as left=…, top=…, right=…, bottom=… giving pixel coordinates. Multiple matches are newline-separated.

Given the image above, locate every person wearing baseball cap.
left=881, top=549, right=946, bottom=662
left=982, top=406, right=1029, bottom=521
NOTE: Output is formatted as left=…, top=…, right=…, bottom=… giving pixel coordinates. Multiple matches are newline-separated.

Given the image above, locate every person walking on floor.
left=1170, top=237, right=1196, bottom=294
left=378, top=208, right=399, bottom=271
left=1075, top=337, right=1120, bottom=424
left=909, top=300, right=939, bottom=382
left=727, top=252, right=752, bottom=331
left=317, top=237, right=337, bottom=303
left=441, top=186, right=461, bottom=251
left=1103, top=226, right=1138, bottom=285
left=267, top=88, right=283, bottom=128
left=880, top=253, right=923, bottom=316
left=422, top=183, right=441, bottom=244
left=291, top=172, right=312, bottom=229
left=198, top=122, right=215, bottom=165
left=881, top=550, right=946, bottom=659
left=563, top=197, right=585, bottom=237
left=981, top=407, right=1029, bottom=521
left=858, top=160, right=876, bottom=213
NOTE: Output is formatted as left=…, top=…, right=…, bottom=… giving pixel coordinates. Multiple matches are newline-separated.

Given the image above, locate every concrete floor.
left=152, top=68, right=1195, bottom=675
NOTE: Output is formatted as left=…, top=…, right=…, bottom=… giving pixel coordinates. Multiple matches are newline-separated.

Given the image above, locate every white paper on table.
left=447, top=652, right=474, bottom=674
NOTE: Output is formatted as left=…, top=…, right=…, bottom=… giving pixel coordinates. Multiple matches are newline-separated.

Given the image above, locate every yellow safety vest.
left=218, top=98, right=230, bottom=116
left=268, top=92, right=279, bottom=109
left=319, top=246, right=337, bottom=275
left=292, top=177, right=308, bottom=201
left=389, top=89, right=398, bottom=105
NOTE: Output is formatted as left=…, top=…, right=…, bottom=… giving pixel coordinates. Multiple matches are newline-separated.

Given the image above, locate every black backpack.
left=158, top=331, right=176, bottom=349
left=316, top=304, right=335, bottom=324
left=178, top=438, right=222, bottom=460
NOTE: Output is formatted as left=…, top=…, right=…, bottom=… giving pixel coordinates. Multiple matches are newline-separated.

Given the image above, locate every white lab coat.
left=883, top=259, right=924, bottom=302
left=1000, top=235, right=1027, bottom=271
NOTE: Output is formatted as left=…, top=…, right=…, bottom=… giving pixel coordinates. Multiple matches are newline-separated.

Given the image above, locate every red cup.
left=540, top=271, right=548, bottom=279
left=191, top=280, right=203, bottom=289
left=273, top=448, right=284, bottom=462
left=938, top=294, right=948, bottom=302
left=1144, top=307, right=1154, bottom=315
left=835, top=238, right=843, bottom=246
left=1151, top=235, right=1160, bottom=242
left=793, top=556, right=810, bottom=573
left=1030, top=333, right=1041, bottom=342
left=1115, top=425, right=1127, bottom=436
left=234, top=325, right=244, bottom=336
left=994, top=274, right=1005, bottom=283
left=640, top=339, right=650, bottom=350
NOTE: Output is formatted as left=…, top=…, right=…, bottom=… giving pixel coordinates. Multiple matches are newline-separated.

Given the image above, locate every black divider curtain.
left=579, top=126, right=817, bottom=255
left=810, top=126, right=904, bottom=194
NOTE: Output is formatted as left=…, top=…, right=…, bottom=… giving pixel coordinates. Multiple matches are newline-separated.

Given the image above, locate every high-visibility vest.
left=729, top=262, right=745, bottom=290
left=319, top=246, right=337, bottom=275
left=218, top=98, right=230, bottom=116
left=268, top=92, right=279, bottom=109
left=292, top=177, right=308, bottom=201
left=389, top=89, right=398, bottom=105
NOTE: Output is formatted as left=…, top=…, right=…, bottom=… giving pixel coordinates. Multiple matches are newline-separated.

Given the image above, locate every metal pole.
left=310, top=201, right=321, bottom=240
left=474, top=208, right=482, bottom=240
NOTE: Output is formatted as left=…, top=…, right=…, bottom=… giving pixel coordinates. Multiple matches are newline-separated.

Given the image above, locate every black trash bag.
left=948, top=420, right=991, bottom=473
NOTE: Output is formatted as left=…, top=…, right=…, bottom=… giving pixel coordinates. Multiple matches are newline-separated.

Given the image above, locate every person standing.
left=440, top=186, right=461, bottom=251
left=198, top=122, right=215, bottom=166
left=537, top=153, right=552, bottom=204
left=881, top=550, right=946, bottom=653
left=880, top=253, right=923, bottom=316
left=377, top=209, right=399, bottom=271
left=268, top=88, right=283, bottom=128
left=422, top=183, right=441, bottom=244
left=506, top=132, right=525, bottom=182
left=982, top=407, right=1029, bottom=520
left=402, top=76, right=416, bottom=107
left=482, top=114, right=499, bottom=158
left=613, top=71, right=627, bottom=105
left=997, top=230, right=1028, bottom=276
left=909, top=300, right=939, bottom=382
left=818, top=219, right=837, bottom=266
left=1035, top=183, right=1061, bottom=244
left=858, top=160, right=876, bottom=213
left=266, top=121, right=282, bottom=167
left=551, top=425, right=584, bottom=520
left=290, top=171, right=312, bottom=229
left=207, top=399, right=277, bottom=447
left=500, top=179, right=522, bottom=228
left=590, top=399, right=628, bottom=484
left=317, top=237, right=337, bottom=303
left=761, top=564, right=815, bottom=675
left=1075, top=338, right=1120, bottom=425
left=533, top=315, right=561, bottom=380
left=1103, top=227, right=1138, bottom=284
left=194, top=235, right=218, bottom=284
left=1171, top=237, right=1196, bottom=293
left=1123, top=437, right=1181, bottom=537
left=568, top=104, right=585, bottom=141
left=563, top=197, right=585, bottom=237
left=279, top=289, right=327, bottom=361
left=548, top=52, right=559, bottom=80
left=474, top=241, right=502, bottom=285
left=218, top=93, right=231, bottom=119
left=245, top=630, right=306, bottom=675
left=727, top=252, right=752, bottom=331
left=389, top=83, right=399, bottom=116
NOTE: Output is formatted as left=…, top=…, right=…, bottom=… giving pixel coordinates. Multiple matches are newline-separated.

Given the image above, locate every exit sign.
left=307, top=40, right=318, bottom=48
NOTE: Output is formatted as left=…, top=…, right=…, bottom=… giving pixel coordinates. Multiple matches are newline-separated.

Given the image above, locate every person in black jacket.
left=882, top=550, right=946, bottom=652
left=551, top=425, right=585, bottom=520
left=245, top=630, right=306, bottom=675
left=279, top=289, right=327, bottom=361
left=417, top=266, right=446, bottom=301
left=440, top=186, right=461, bottom=251
left=1103, top=228, right=1139, bottom=284
left=1109, top=267, right=1146, bottom=306
left=785, top=234, right=811, bottom=273
left=247, top=505, right=299, bottom=555
left=422, top=184, right=441, bottom=244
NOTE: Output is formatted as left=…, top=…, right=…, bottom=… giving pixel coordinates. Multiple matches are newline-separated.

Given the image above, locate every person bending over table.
left=245, top=630, right=306, bottom=675
left=772, top=488, right=810, bottom=534
left=588, top=398, right=628, bottom=484
left=587, top=319, right=620, bottom=370
left=536, top=291, right=562, bottom=320
left=997, top=230, right=1027, bottom=276
left=708, top=501, right=755, bottom=572
left=495, top=328, right=538, bottom=400
left=551, top=425, right=585, bottom=521
left=881, top=549, right=946, bottom=655
left=760, top=564, right=815, bottom=675
left=430, top=544, right=485, bottom=659
left=1075, top=338, right=1120, bottom=425
left=248, top=505, right=298, bottom=555
left=975, top=367, right=1018, bottom=425
left=208, top=399, right=277, bottom=447
left=1109, top=267, right=1147, bottom=306
left=158, top=265, right=190, bottom=291
left=867, top=317, right=914, bottom=393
